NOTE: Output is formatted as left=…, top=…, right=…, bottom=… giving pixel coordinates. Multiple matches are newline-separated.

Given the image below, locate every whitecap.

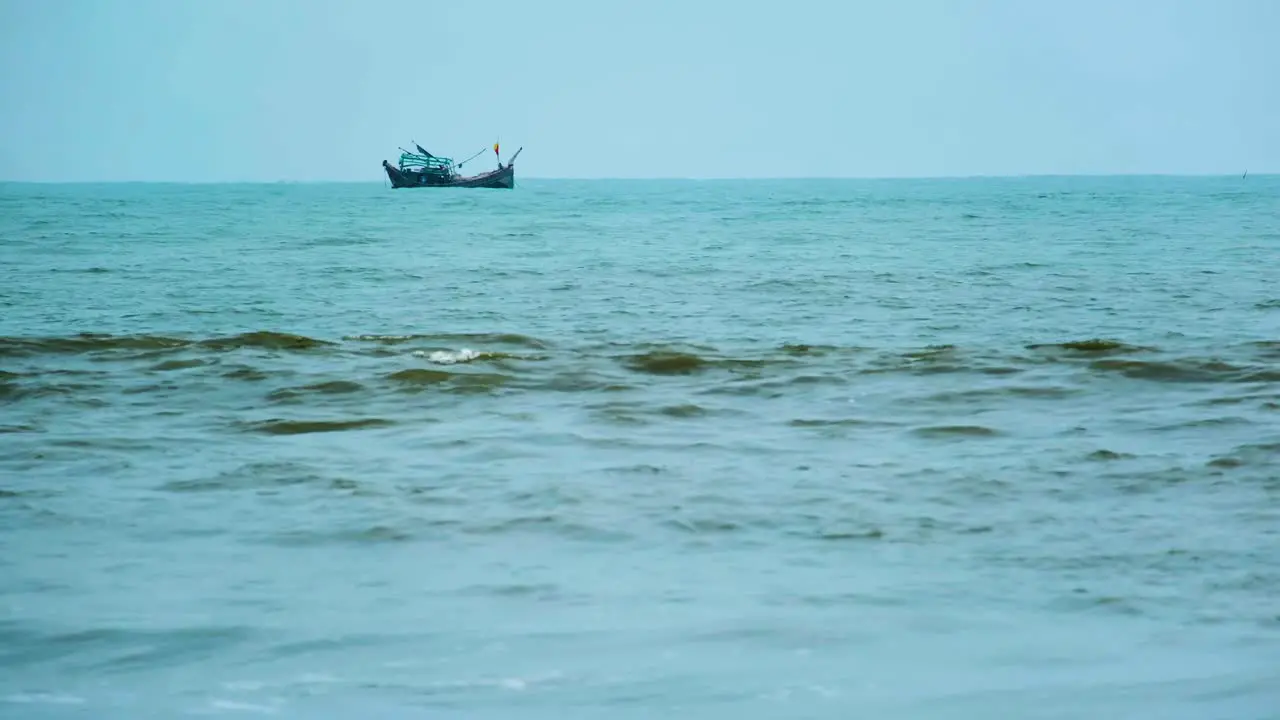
left=414, top=348, right=485, bottom=365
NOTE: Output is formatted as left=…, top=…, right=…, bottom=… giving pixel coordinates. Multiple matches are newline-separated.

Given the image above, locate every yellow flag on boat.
left=493, top=142, right=500, bottom=156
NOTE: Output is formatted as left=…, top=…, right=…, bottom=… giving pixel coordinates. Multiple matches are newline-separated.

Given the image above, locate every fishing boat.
left=381, top=141, right=522, bottom=189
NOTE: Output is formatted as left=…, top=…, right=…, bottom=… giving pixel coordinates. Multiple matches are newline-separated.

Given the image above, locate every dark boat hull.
left=382, top=160, right=515, bottom=189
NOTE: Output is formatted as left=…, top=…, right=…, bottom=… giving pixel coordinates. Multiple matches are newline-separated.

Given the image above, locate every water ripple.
left=3, top=178, right=1278, bottom=719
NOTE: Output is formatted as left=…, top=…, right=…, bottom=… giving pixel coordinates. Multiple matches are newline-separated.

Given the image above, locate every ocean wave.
left=386, top=368, right=512, bottom=393
left=788, top=418, right=899, bottom=431
left=459, top=514, right=633, bottom=542
left=266, top=380, right=365, bottom=403
left=149, top=358, right=207, bottom=371
left=199, top=331, right=335, bottom=352
left=346, top=332, right=548, bottom=349
left=412, top=348, right=517, bottom=365
left=619, top=346, right=810, bottom=377
left=0, top=333, right=191, bottom=357
left=385, top=368, right=453, bottom=385
left=0, top=624, right=255, bottom=671
left=1087, top=449, right=1136, bottom=461
left=243, top=418, right=395, bottom=435
left=3, top=330, right=1270, bottom=362
left=913, top=385, right=1080, bottom=404
left=0, top=330, right=333, bottom=357
left=156, top=462, right=338, bottom=493
left=222, top=365, right=270, bottom=381
left=624, top=350, right=708, bottom=375
left=1088, top=358, right=1280, bottom=383
left=3, top=333, right=1277, bottom=410
left=659, top=403, right=710, bottom=418
left=1206, top=441, right=1280, bottom=470
left=912, top=425, right=1001, bottom=438
left=1250, top=340, right=1280, bottom=359
left=1026, top=339, right=1155, bottom=355
left=264, top=524, right=414, bottom=546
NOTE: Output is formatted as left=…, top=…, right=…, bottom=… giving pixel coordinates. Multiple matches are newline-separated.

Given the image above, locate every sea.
left=1, top=176, right=1278, bottom=719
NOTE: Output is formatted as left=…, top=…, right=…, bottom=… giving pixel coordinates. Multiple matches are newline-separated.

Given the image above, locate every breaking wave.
left=345, top=332, right=548, bottom=349
left=413, top=348, right=513, bottom=365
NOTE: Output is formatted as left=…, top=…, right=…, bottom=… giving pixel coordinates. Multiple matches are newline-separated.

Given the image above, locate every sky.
left=0, top=0, right=1276, bottom=181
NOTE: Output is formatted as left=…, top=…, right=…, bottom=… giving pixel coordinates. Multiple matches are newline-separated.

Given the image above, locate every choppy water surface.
left=2, top=177, right=1279, bottom=718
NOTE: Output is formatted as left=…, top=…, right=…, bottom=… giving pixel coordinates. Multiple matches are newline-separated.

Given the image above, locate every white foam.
left=4, top=693, right=85, bottom=705
left=425, top=670, right=563, bottom=693
left=415, top=348, right=485, bottom=365
left=209, top=698, right=279, bottom=714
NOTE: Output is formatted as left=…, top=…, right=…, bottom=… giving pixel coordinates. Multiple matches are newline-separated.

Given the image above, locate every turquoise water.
left=2, top=177, right=1278, bottom=718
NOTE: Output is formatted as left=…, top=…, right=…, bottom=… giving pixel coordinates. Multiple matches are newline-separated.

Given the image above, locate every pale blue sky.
left=1, top=0, right=1275, bottom=181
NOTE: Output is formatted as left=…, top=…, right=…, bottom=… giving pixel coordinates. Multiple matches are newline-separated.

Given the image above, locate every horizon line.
left=0, top=171, right=1269, bottom=185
